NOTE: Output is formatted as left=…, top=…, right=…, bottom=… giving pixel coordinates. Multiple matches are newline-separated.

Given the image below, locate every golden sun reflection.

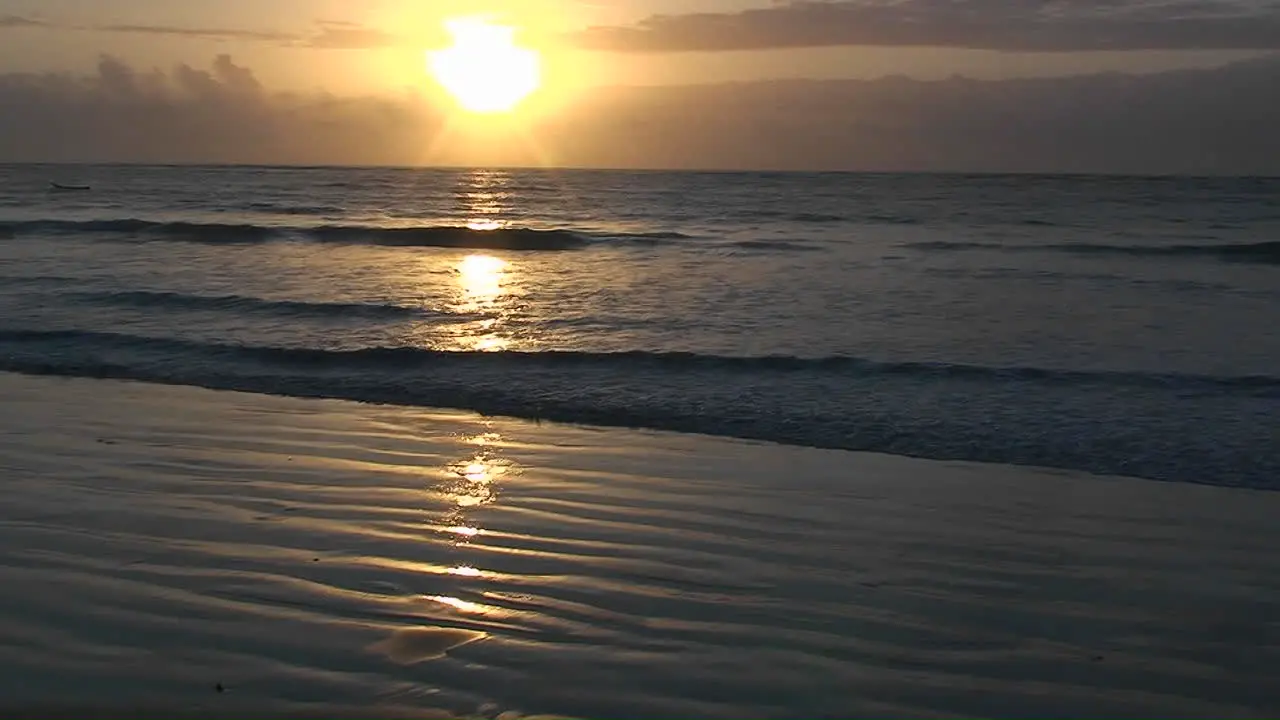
left=426, top=426, right=523, bottom=624
left=452, top=253, right=514, bottom=352
left=458, top=171, right=514, bottom=229
left=443, top=440, right=512, bottom=515
left=457, top=254, right=508, bottom=302
left=462, top=460, right=490, bottom=482
left=468, top=432, right=502, bottom=447
left=428, top=595, right=487, bottom=614
left=436, top=430, right=513, bottom=531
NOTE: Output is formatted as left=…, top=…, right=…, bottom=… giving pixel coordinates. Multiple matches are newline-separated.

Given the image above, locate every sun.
left=427, top=17, right=541, bottom=114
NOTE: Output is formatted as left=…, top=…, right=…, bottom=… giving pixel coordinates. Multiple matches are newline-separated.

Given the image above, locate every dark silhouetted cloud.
left=537, top=55, right=1280, bottom=174
left=575, top=0, right=1280, bottom=52
left=95, top=20, right=402, bottom=48
left=0, top=55, right=444, bottom=166
left=0, top=16, right=399, bottom=47
left=1, top=53, right=1277, bottom=174
left=0, top=14, right=45, bottom=28
left=96, top=24, right=300, bottom=42
left=298, top=22, right=402, bottom=48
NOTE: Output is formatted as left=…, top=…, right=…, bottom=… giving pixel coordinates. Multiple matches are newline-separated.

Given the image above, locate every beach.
left=2, top=371, right=1277, bottom=718
left=3, top=1, right=1280, bottom=713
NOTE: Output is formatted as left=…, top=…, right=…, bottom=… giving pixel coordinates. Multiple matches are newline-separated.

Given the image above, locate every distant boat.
left=50, top=182, right=91, bottom=191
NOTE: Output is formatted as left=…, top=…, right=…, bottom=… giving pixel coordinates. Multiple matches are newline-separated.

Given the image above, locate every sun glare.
left=428, top=17, right=541, bottom=114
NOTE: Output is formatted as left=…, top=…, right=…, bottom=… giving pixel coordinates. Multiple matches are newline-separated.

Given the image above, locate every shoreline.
left=0, top=357, right=1269, bottom=489
left=2, top=371, right=1278, bottom=718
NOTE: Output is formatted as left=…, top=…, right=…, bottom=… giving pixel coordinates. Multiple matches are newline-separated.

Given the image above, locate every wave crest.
left=65, top=290, right=446, bottom=320
left=307, top=225, right=589, bottom=250
left=0, top=219, right=612, bottom=251
left=3, top=328, right=1276, bottom=391
left=908, top=239, right=1280, bottom=264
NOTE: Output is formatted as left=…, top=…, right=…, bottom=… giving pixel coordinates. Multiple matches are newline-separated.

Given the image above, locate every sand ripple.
left=1, top=374, right=1279, bottom=718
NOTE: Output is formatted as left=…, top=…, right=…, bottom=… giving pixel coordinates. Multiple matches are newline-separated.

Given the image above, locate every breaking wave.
left=908, top=239, right=1280, bottom=264
left=64, top=290, right=454, bottom=321
left=0, top=219, right=697, bottom=251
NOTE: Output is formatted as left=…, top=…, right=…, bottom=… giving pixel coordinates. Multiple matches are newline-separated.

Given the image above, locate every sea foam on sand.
left=0, top=372, right=1277, bottom=718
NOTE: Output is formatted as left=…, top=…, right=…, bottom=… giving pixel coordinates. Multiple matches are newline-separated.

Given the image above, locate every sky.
left=2, top=0, right=1279, bottom=172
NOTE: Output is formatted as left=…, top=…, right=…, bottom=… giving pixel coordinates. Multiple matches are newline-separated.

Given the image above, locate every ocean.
left=2, top=164, right=1278, bottom=488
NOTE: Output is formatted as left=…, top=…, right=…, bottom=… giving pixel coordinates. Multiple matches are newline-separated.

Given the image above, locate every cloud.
left=0, top=15, right=399, bottom=48
left=0, top=53, right=1277, bottom=174
left=534, top=55, right=1280, bottom=174
left=0, top=15, right=45, bottom=28
left=0, top=55, right=444, bottom=166
left=298, top=22, right=402, bottom=49
left=96, top=24, right=300, bottom=42
left=95, top=20, right=402, bottom=48
left=575, top=0, right=1280, bottom=53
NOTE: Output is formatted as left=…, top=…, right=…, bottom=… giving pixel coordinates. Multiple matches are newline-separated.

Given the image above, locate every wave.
left=1, top=219, right=277, bottom=243
left=864, top=213, right=922, bottom=225
left=728, top=239, right=826, bottom=253
left=790, top=212, right=847, bottom=223
left=2, top=327, right=1278, bottom=489
left=306, top=225, right=591, bottom=250
left=920, top=267, right=1276, bottom=295
left=0, top=275, right=81, bottom=288
left=741, top=210, right=849, bottom=223
left=245, top=202, right=347, bottom=216
left=739, top=209, right=920, bottom=225
left=908, top=240, right=1280, bottom=264
left=7, top=218, right=867, bottom=254
left=64, top=290, right=447, bottom=321
left=2, top=328, right=1270, bottom=390
left=0, top=219, right=621, bottom=251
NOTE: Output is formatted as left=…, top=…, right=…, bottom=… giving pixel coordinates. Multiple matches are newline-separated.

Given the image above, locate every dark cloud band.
left=0, top=53, right=1277, bottom=174
left=574, top=0, right=1280, bottom=53
left=0, top=16, right=400, bottom=48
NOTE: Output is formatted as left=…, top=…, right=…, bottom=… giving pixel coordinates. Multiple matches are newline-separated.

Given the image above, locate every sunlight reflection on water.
left=450, top=252, right=516, bottom=352
left=452, top=170, right=517, bottom=352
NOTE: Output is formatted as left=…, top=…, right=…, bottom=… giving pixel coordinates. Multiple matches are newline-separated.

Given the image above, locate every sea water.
left=2, top=164, right=1278, bottom=487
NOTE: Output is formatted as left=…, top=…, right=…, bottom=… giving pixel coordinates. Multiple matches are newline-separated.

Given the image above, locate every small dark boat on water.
left=50, top=182, right=91, bottom=191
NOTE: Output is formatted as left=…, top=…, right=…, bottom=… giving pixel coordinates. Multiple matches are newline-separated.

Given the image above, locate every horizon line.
left=4, top=160, right=1278, bottom=180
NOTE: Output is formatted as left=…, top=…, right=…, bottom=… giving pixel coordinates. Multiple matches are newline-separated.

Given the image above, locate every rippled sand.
left=1, top=372, right=1278, bottom=718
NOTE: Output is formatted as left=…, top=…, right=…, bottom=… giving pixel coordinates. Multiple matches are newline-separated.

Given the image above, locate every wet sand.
left=1, top=372, right=1278, bottom=718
